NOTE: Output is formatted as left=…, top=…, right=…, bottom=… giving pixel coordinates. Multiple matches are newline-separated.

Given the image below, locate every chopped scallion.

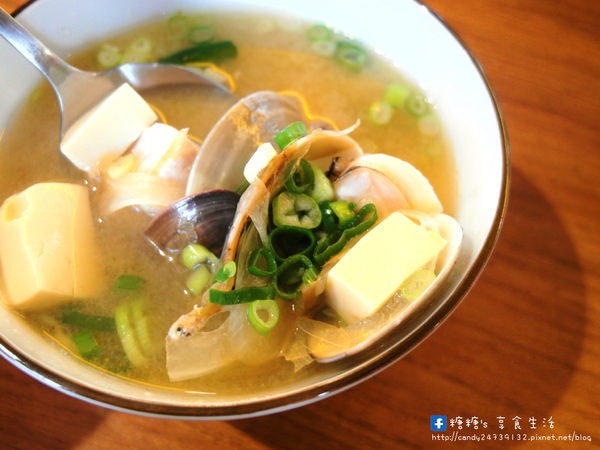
left=114, top=300, right=146, bottom=367
left=72, top=330, right=100, bottom=360
left=405, top=91, right=429, bottom=117
left=274, top=254, right=317, bottom=299
left=247, top=300, right=280, bottom=335
left=329, top=201, right=356, bottom=228
left=307, top=162, right=334, bottom=203
left=401, top=269, right=436, bottom=300
left=268, top=226, right=316, bottom=261
left=209, top=285, right=275, bottom=305
left=168, top=13, right=191, bottom=39
left=284, top=159, right=314, bottom=194
left=113, top=275, right=145, bottom=291
left=97, top=44, right=122, bottom=69
left=214, top=261, right=236, bottom=283
left=273, top=121, right=307, bottom=150
left=159, top=40, right=237, bottom=64
left=384, top=83, right=410, bottom=109
left=181, top=243, right=219, bottom=270
left=367, top=101, right=393, bottom=126
left=186, top=265, right=212, bottom=295
left=122, top=37, right=154, bottom=63
left=189, top=25, right=216, bottom=44
left=272, top=192, right=321, bottom=229
left=248, top=247, right=277, bottom=277
left=335, top=42, right=367, bottom=72
left=62, top=310, right=116, bottom=332
left=306, top=24, right=333, bottom=42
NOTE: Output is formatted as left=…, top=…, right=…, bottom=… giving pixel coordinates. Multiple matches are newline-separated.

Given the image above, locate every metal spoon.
left=0, top=8, right=230, bottom=140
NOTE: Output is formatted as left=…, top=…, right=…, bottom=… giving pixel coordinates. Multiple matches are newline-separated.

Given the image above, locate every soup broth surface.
left=0, top=11, right=456, bottom=394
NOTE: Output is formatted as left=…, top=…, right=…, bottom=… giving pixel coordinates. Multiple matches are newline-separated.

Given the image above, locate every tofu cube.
left=0, top=183, right=104, bottom=311
left=326, top=212, right=446, bottom=323
left=61, top=83, right=157, bottom=171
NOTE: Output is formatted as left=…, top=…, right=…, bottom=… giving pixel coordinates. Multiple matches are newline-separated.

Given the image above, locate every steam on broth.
left=0, top=11, right=458, bottom=393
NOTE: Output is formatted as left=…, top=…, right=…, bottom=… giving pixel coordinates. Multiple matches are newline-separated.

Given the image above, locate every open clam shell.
left=305, top=210, right=462, bottom=363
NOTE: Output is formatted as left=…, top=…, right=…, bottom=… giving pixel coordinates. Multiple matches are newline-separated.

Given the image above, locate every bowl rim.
left=0, top=0, right=510, bottom=419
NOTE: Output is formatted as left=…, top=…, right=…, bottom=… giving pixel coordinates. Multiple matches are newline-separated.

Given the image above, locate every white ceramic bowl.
left=0, top=0, right=508, bottom=418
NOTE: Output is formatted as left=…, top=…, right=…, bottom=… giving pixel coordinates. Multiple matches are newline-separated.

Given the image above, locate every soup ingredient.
left=214, top=261, right=237, bottom=283
left=167, top=13, right=191, bottom=40
left=243, top=143, right=278, bottom=183
left=115, top=296, right=158, bottom=367
left=339, top=153, right=443, bottom=215
left=248, top=247, right=277, bottom=277
left=0, top=183, right=103, bottom=311
left=247, top=299, right=280, bottom=335
left=306, top=24, right=333, bottom=42
left=384, top=83, right=410, bottom=109
left=188, top=26, right=216, bottom=44
left=310, top=40, right=336, bottom=57
left=144, top=190, right=240, bottom=255
left=273, top=121, right=308, bottom=149
left=405, top=91, right=429, bottom=117
left=159, top=40, right=237, bottom=64
left=73, top=330, right=101, bottom=360
left=62, top=310, right=116, bottom=332
left=181, top=243, right=219, bottom=270
left=113, top=274, right=145, bottom=291
left=61, top=83, right=157, bottom=172
left=122, top=37, right=155, bottom=63
left=367, top=101, right=394, bottom=126
left=325, top=212, right=446, bottom=324
left=306, top=162, right=334, bottom=203
left=271, top=192, right=321, bottom=229
left=400, top=269, right=436, bottom=301
left=334, top=42, right=367, bottom=72
left=97, top=44, right=122, bottom=69
left=186, top=265, right=212, bottom=295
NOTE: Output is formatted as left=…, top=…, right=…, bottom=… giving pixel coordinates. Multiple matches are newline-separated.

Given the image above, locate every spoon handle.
left=0, top=8, right=75, bottom=92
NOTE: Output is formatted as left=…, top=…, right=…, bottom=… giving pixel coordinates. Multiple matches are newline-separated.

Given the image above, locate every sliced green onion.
left=274, top=255, right=317, bottom=299
left=268, top=226, right=316, bottom=261
left=72, top=330, right=100, bottom=360
left=209, top=285, right=275, bottom=305
left=401, top=269, right=436, bottom=301
left=405, top=91, right=429, bottom=117
left=186, top=265, right=212, bottom=295
left=273, top=121, right=307, bottom=150
left=247, top=300, right=280, bottom=335
left=115, top=300, right=146, bottom=367
left=418, top=114, right=440, bottom=136
left=307, top=162, right=334, bottom=203
left=181, top=243, right=219, bottom=270
left=168, top=13, right=191, bottom=39
left=307, top=24, right=333, bottom=41
left=302, top=266, right=318, bottom=286
left=62, top=310, right=115, bottom=332
left=335, top=41, right=367, bottom=72
left=113, top=275, right=145, bottom=291
left=272, top=191, right=322, bottom=229
left=311, top=40, right=336, bottom=56
left=248, top=247, right=277, bottom=277
left=319, top=202, right=337, bottom=233
left=329, top=201, right=356, bottom=228
left=284, top=159, right=314, bottom=194
left=122, top=37, right=154, bottom=63
left=235, top=179, right=250, bottom=195
left=367, top=101, right=393, bottom=126
left=129, top=297, right=157, bottom=357
left=214, top=261, right=236, bottom=283
left=384, top=83, right=411, bottom=109
left=159, top=40, right=237, bottom=64
left=189, top=25, right=216, bottom=44
left=97, top=44, right=122, bottom=69
left=313, top=203, right=378, bottom=265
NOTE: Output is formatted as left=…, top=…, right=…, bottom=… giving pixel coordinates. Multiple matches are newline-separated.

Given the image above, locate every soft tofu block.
left=243, top=143, right=277, bottom=183
left=326, top=212, right=446, bottom=324
left=0, top=183, right=104, bottom=311
left=61, top=83, right=157, bottom=171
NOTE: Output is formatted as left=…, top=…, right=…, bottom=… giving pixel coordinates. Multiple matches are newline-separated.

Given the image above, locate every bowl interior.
left=0, top=0, right=506, bottom=417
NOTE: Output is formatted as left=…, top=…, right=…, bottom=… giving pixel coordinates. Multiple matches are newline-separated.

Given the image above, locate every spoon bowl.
left=0, top=8, right=229, bottom=141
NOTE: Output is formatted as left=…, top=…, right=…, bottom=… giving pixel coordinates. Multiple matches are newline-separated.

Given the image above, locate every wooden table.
left=1, top=0, right=598, bottom=448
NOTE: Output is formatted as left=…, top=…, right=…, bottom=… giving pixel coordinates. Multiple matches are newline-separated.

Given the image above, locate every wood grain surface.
left=0, top=0, right=598, bottom=448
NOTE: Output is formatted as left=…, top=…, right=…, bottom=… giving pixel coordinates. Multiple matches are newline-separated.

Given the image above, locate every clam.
left=303, top=210, right=462, bottom=362
left=186, top=90, right=311, bottom=195
left=165, top=125, right=366, bottom=381
left=144, top=190, right=240, bottom=256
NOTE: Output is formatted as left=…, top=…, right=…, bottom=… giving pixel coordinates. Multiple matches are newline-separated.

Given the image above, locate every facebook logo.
left=430, top=415, right=447, bottom=431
